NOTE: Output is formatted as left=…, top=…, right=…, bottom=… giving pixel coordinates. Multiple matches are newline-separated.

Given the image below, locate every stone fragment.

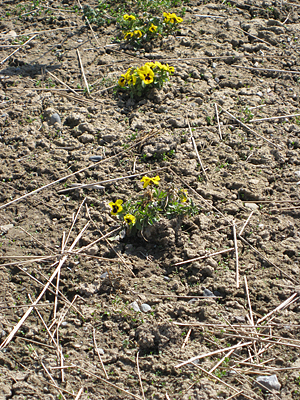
left=140, top=303, right=152, bottom=313
left=130, top=301, right=141, bottom=312
left=80, top=133, right=94, bottom=144
left=203, top=288, right=215, bottom=297
left=48, top=113, right=61, bottom=126
left=244, top=202, right=259, bottom=210
left=255, top=375, right=281, bottom=392
left=89, top=155, right=103, bottom=162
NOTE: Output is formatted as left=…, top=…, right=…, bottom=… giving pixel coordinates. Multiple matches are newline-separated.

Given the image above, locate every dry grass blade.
left=175, top=341, right=252, bottom=368
left=187, top=118, right=208, bottom=181
left=136, top=351, right=146, bottom=400
left=0, top=35, right=37, bottom=64
left=249, top=113, right=300, bottom=123
left=173, top=247, right=234, bottom=266
left=46, top=69, right=78, bottom=96
left=75, top=388, right=84, bottom=400
left=77, top=49, right=90, bottom=96
left=209, top=343, right=239, bottom=373
left=181, top=328, right=192, bottom=349
left=232, top=65, right=300, bottom=74
left=233, top=225, right=239, bottom=288
left=239, top=211, right=254, bottom=236
left=93, top=328, right=108, bottom=380
left=215, top=103, right=222, bottom=140
left=218, top=105, right=281, bottom=149
left=256, top=293, right=298, bottom=324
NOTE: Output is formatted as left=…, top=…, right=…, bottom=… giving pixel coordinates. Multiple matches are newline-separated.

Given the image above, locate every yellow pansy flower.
left=118, top=75, right=126, bottom=87
left=138, top=65, right=154, bottom=84
left=124, top=214, right=136, bottom=225
left=175, top=15, right=183, bottom=23
left=123, top=14, right=136, bottom=21
left=149, top=23, right=157, bottom=33
left=179, top=189, right=188, bottom=202
left=141, top=175, right=160, bottom=188
left=124, top=32, right=134, bottom=40
left=109, top=199, right=123, bottom=215
left=134, top=30, right=142, bottom=38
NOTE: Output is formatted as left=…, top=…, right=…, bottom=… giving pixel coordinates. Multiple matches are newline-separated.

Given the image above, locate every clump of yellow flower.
left=117, top=61, right=175, bottom=98
left=123, top=14, right=136, bottom=21
left=109, top=199, right=123, bottom=215
left=141, top=175, right=161, bottom=189
left=163, top=12, right=183, bottom=24
left=124, top=214, right=136, bottom=225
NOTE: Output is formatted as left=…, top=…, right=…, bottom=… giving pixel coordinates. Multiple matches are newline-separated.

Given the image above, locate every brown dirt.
left=1, top=1, right=300, bottom=399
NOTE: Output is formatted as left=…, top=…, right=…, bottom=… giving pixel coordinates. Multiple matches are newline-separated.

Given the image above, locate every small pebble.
left=164, top=276, right=170, bottom=281
left=256, top=91, right=263, bottom=97
left=130, top=301, right=141, bottom=312
left=140, top=303, right=151, bottom=313
left=245, top=202, right=259, bottom=210
left=100, top=272, right=108, bottom=279
left=48, top=113, right=61, bottom=126
left=89, top=155, right=103, bottom=162
left=98, top=348, right=104, bottom=355
left=61, top=322, right=68, bottom=327
left=255, top=375, right=281, bottom=392
left=203, top=288, right=215, bottom=297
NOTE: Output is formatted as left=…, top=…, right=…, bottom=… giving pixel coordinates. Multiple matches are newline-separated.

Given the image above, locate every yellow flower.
left=123, top=14, right=136, bottom=21
left=166, top=64, right=175, bottom=74
left=124, top=214, right=136, bottom=225
left=163, top=12, right=170, bottom=23
left=154, top=61, right=163, bottom=69
left=118, top=75, right=126, bottom=87
left=124, top=68, right=132, bottom=82
left=109, top=199, right=123, bottom=215
left=175, top=15, right=183, bottom=23
left=124, top=31, right=134, bottom=40
left=145, top=62, right=155, bottom=68
left=134, top=30, right=142, bottom=38
left=149, top=23, right=157, bottom=33
left=138, top=65, right=154, bottom=84
left=179, top=189, right=188, bottom=203
left=141, top=175, right=160, bottom=188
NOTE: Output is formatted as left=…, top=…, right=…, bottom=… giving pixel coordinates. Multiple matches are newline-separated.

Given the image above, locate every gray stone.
left=245, top=202, right=259, bottom=210
left=100, top=272, right=108, bottom=279
left=80, top=133, right=94, bottom=144
left=130, top=301, right=141, bottom=312
left=140, top=303, right=152, bottom=313
left=48, top=113, right=61, bottom=126
left=203, top=288, right=215, bottom=297
left=164, top=276, right=171, bottom=281
left=255, top=375, right=281, bottom=392
left=89, top=155, right=103, bottom=162
left=188, top=298, right=198, bottom=304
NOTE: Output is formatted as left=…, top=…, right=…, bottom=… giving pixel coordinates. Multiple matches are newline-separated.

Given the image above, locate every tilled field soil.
left=1, top=1, right=300, bottom=399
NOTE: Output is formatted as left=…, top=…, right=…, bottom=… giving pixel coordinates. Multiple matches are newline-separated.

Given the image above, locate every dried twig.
left=233, top=225, right=239, bottom=288
left=249, top=113, right=300, bottom=123
left=181, top=328, right=192, bottom=349
left=136, top=351, right=146, bottom=400
left=0, top=35, right=37, bottom=65
left=188, top=118, right=208, bottom=180
left=77, top=49, right=90, bottom=96
left=215, top=103, right=222, bottom=140
left=173, top=247, right=234, bottom=266
left=93, top=328, right=108, bottom=380
left=231, top=65, right=300, bottom=74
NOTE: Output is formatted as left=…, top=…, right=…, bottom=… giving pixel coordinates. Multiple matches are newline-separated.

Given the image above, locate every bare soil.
left=1, top=1, right=300, bottom=399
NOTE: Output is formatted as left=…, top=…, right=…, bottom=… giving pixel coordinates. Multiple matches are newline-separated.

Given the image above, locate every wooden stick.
left=231, top=65, right=300, bottom=74
left=77, top=49, right=90, bottom=96
left=218, top=105, right=280, bottom=149
left=46, top=69, right=78, bottom=96
left=234, top=26, right=271, bottom=46
left=93, top=328, right=108, bottom=380
left=181, top=328, right=192, bottom=349
left=75, top=388, right=84, bottom=400
left=136, top=351, right=145, bottom=400
left=249, top=113, right=300, bottom=123
left=239, top=211, right=254, bottom=236
left=209, top=344, right=238, bottom=373
left=256, top=293, right=298, bottom=325
left=195, top=14, right=226, bottom=18
left=0, top=35, right=37, bottom=65
left=215, top=103, right=222, bottom=140
left=220, top=333, right=300, bottom=349
left=225, top=391, right=243, bottom=400
left=244, top=277, right=254, bottom=326
left=188, top=119, right=208, bottom=180
left=173, top=247, right=234, bottom=266
left=175, top=341, right=252, bottom=368
left=233, top=225, right=239, bottom=288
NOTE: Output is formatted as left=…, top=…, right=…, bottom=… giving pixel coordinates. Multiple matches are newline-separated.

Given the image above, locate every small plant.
left=120, top=11, right=183, bottom=46
left=108, top=175, right=198, bottom=234
left=117, top=61, right=174, bottom=98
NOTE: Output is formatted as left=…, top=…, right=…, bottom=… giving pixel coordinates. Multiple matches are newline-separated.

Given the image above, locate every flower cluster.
left=108, top=175, right=198, bottom=234
left=117, top=61, right=174, bottom=98
left=120, top=11, right=183, bottom=47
